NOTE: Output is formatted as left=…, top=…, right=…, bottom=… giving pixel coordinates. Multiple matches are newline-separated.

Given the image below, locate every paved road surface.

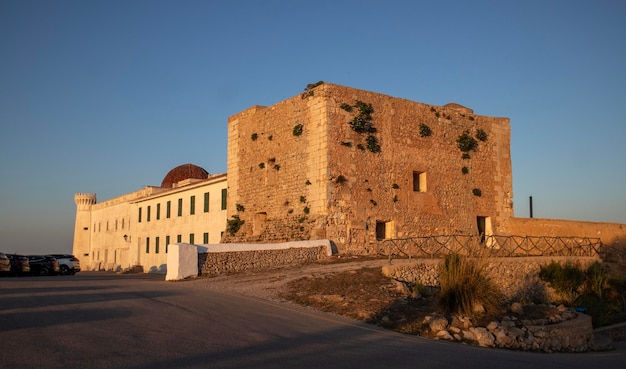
left=0, top=272, right=624, bottom=369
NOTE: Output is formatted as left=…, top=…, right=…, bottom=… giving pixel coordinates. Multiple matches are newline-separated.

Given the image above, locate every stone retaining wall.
left=382, top=256, right=599, bottom=302
left=199, top=246, right=328, bottom=276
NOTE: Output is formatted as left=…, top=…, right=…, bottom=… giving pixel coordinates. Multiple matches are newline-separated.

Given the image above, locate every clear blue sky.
left=1, top=0, right=625, bottom=255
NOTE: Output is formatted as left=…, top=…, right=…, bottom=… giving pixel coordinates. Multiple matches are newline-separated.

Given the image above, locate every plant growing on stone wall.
left=298, top=216, right=306, bottom=223
left=259, top=162, right=265, bottom=169
left=462, top=153, right=471, bottom=160
left=293, top=124, right=304, bottom=136
left=348, top=100, right=376, bottom=134
left=303, top=206, right=310, bottom=214
left=305, top=180, right=311, bottom=185
left=340, top=103, right=353, bottom=112
left=457, top=131, right=478, bottom=152
left=472, top=188, right=482, bottom=197
left=393, top=195, right=398, bottom=202
left=462, top=166, right=469, bottom=175
left=251, top=133, right=258, bottom=141
left=226, top=215, right=244, bottom=235
left=236, top=203, right=245, bottom=212
left=370, top=199, right=377, bottom=206
left=300, top=195, right=307, bottom=203
left=301, top=81, right=324, bottom=98
left=392, top=183, right=400, bottom=189
left=476, top=128, right=488, bottom=142
left=356, top=144, right=365, bottom=151
left=273, top=164, right=281, bottom=170
left=366, top=134, right=381, bottom=153
left=335, top=175, right=347, bottom=184
left=340, top=141, right=353, bottom=147
left=419, top=123, right=432, bottom=137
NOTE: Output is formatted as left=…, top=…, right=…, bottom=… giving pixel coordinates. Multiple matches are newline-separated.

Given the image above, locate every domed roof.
left=161, top=163, right=209, bottom=188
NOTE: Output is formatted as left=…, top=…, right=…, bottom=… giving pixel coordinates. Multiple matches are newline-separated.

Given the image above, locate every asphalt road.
left=0, top=272, right=624, bottom=369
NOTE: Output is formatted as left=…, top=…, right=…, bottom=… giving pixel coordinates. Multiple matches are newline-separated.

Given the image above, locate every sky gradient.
left=1, top=0, right=625, bottom=255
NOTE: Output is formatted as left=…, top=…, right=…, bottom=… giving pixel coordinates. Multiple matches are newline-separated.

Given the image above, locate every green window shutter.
left=203, top=232, right=209, bottom=244
left=204, top=192, right=209, bottom=212
left=190, top=196, right=195, bottom=215
left=221, top=188, right=227, bottom=210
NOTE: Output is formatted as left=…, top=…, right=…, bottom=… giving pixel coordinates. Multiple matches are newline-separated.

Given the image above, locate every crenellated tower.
left=73, top=193, right=96, bottom=265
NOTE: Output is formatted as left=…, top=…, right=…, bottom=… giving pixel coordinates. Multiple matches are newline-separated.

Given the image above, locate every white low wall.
left=166, top=240, right=334, bottom=281
left=165, top=243, right=203, bottom=281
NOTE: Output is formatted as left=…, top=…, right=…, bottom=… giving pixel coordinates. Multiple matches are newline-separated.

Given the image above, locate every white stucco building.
left=72, top=164, right=227, bottom=272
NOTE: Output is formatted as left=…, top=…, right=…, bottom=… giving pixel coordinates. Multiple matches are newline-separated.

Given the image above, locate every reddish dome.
left=161, top=163, right=209, bottom=188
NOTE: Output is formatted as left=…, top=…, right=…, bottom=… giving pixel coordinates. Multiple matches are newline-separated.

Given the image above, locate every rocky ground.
left=188, top=255, right=591, bottom=348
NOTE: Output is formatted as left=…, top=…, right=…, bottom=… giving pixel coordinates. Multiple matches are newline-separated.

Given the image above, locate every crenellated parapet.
left=74, top=193, right=97, bottom=210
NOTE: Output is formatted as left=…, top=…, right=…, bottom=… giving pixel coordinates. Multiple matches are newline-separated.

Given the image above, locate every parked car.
left=0, top=252, right=10, bottom=275
left=6, top=254, right=30, bottom=276
left=27, top=255, right=60, bottom=276
left=48, top=254, right=81, bottom=275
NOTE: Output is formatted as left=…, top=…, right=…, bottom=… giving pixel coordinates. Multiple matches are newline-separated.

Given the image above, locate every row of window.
left=138, top=189, right=227, bottom=223
left=145, top=232, right=221, bottom=254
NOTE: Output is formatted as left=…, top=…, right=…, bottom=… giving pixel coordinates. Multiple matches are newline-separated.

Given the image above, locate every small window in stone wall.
left=413, top=171, right=427, bottom=192
left=376, top=220, right=394, bottom=240
left=203, top=232, right=209, bottom=244
left=177, top=234, right=182, bottom=243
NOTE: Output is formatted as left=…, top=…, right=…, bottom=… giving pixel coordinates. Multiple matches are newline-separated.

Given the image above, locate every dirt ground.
left=190, top=255, right=525, bottom=337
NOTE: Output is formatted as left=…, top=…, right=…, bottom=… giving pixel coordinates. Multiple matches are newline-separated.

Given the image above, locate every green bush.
left=539, top=261, right=585, bottom=304
left=226, top=215, right=244, bottom=235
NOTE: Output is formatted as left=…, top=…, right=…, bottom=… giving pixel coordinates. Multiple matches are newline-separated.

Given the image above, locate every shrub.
left=419, top=123, right=432, bottom=137
left=437, top=254, right=502, bottom=317
left=457, top=131, right=478, bottom=152
left=539, top=261, right=585, bottom=304
left=293, top=124, right=303, bottom=136
left=251, top=133, right=258, bottom=141
left=366, top=134, right=381, bottom=153
left=226, top=215, right=244, bottom=235
left=476, top=128, right=488, bottom=142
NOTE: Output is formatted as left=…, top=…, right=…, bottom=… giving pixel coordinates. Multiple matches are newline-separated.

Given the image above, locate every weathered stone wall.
left=225, top=83, right=513, bottom=254
left=382, top=256, right=599, bottom=302
left=506, top=217, right=626, bottom=249
left=199, top=246, right=328, bottom=276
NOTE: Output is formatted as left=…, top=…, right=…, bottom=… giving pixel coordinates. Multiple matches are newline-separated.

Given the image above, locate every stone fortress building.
left=73, top=83, right=626, bottom=272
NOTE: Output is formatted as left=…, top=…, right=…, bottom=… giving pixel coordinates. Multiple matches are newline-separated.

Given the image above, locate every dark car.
left=0, top=252, right=10, bottom=275
left=48, top=254, right=81, bottom=275
left=27, top=255, right=60, bottom=276
left=6, top=254, right=30, bottom=276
